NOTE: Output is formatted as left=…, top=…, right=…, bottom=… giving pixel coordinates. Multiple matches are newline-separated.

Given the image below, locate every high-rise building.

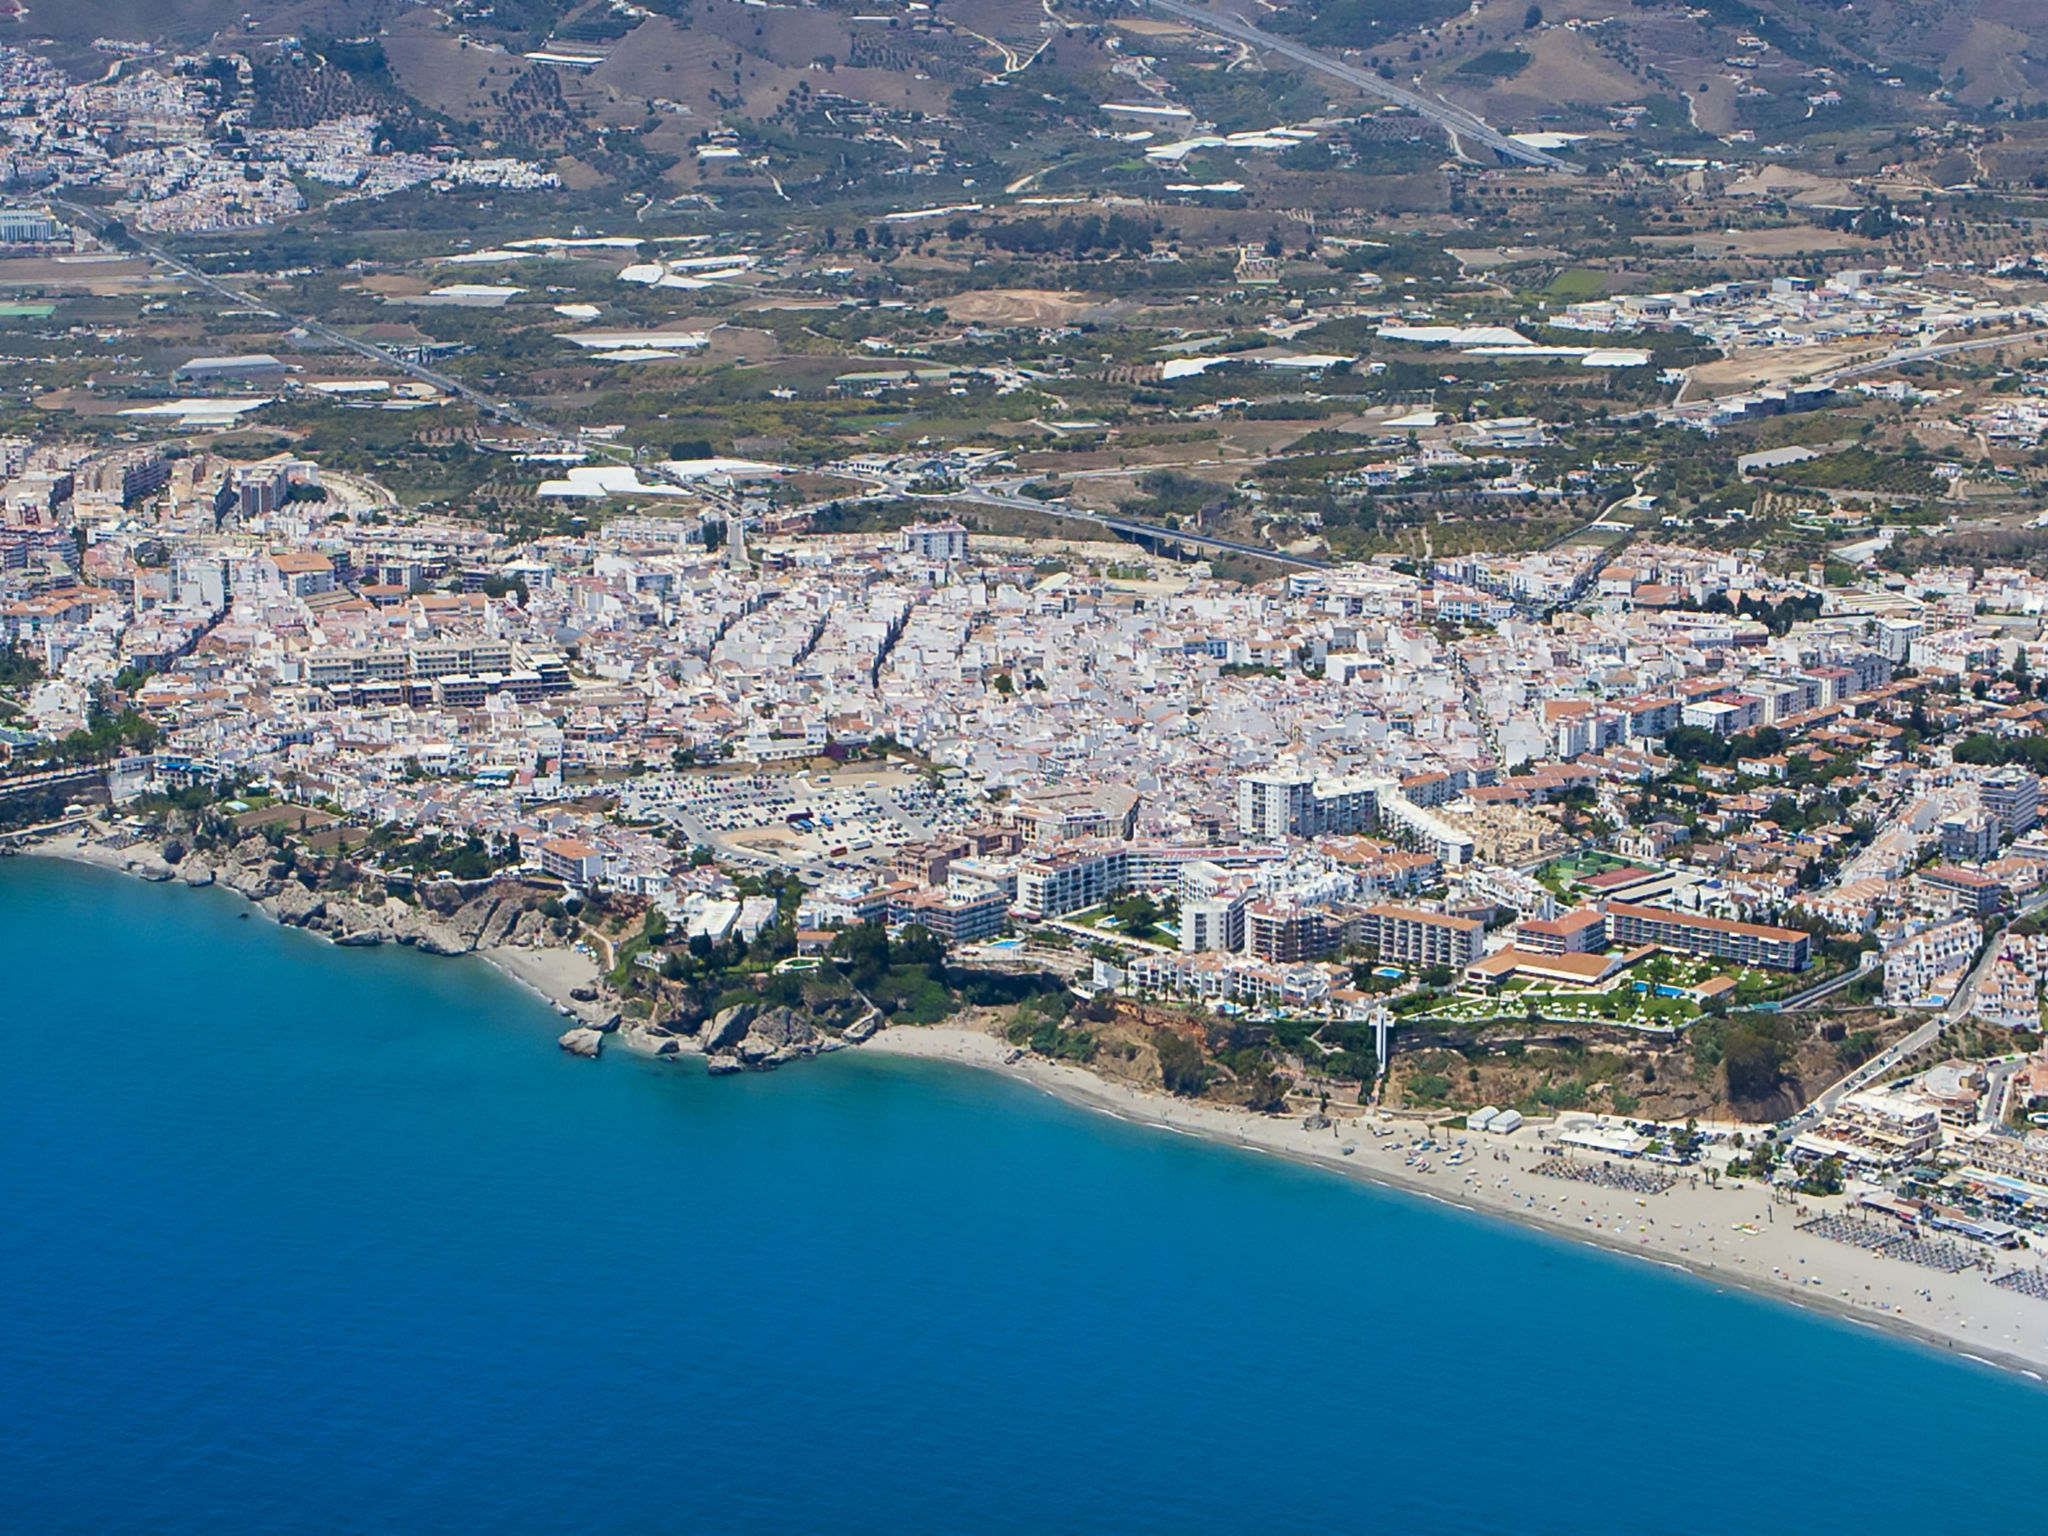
left=899, top=521, right=968, bottom=561
left=1235, top=769, right=1377, bottom=839
left=1180, top=892, right=1248, bottom=954
left=1940, top=812, right=1999, bottom=864
left=1981, top=768, right=2040, bottom=836
left=1237, top=769, right=1315, bottom=839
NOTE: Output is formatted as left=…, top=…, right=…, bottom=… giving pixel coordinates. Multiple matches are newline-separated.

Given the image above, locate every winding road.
left=1136, top=0, right=1580, bottom=172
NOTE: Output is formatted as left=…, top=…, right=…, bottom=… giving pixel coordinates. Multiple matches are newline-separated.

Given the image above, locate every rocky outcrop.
left=509, top=908, right=553, bottom=946
left=735, top=1006, right=814, bottom=1066
left=701, top=1006, right=839, bottom=1071
left=617, top=1017, right=694, bottom=1060
left=702, top=1003, right=756, bottom=1053
left=53, top=825, right=624, bottom=1063
left=265, top=882, right=327, bottom=927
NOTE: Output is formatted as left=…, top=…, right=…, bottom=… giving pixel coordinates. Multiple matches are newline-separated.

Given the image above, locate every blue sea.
left=5, top=857, right=2046, bottom=1535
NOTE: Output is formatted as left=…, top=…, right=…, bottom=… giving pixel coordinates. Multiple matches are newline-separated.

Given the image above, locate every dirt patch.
left=1111, top=18, right=1202, bottom=38
left=939, top=288, right=1094, bottom=325
left=232, top=804, right=341, bottom=834
left=1686, top=339, right=1892, bottom=396
left=1445, top=245, right=1569, bottom=272
left=0, top=256, right=154, bottom=291
left=1639, top=226, right=1880, bottom=260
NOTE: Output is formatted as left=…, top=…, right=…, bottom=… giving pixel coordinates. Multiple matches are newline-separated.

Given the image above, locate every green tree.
left=1156, top=1029, right=1210, bottom=1096
left=1723, top=1024, right=1788, bottom=1102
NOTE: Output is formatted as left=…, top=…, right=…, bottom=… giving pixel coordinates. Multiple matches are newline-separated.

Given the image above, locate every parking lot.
left=617, top=763, right=982, bottom=880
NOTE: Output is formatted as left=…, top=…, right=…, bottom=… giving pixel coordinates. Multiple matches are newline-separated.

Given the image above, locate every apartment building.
left=899, top=520, right=968, bottom=561
left=1940, top=812, right=1999, bottom=864
left=539, top=837, right=605, bottom=884
left=1682, top=694, right=1764, bottom=736
left=888, top=884, right=1008, bottom=944
left=1181, top=890, right=1248, bottom=954
left=1514, top=906, right=1608, bottom=955
left=1245, top=901, right=1334, bottom=964
left=1125, top=951, right=1332, bottom=1011
left=1882, top=916, right=1982, bottom=1007
left=1602, top=901, right=1811, bottom=970
left=1790, top=1093, right=1940, bottom=1172
left=1360, top=904, right=1484, bottom=970
left=1980, top=768, right=2041, bottom=836
left=1916, top=865, right=2010, bottom=919
left=1014, top=844, right=1127, bottom=920
left=1008, top=782, right=1142, bottom=844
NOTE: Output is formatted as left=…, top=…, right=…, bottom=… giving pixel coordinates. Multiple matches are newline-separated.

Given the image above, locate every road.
left=1812, top=1012, right=1944, bottom=1118
left=944, top=486, right=1328, bottom=568
left=1774, top=948, right=1879, bottom=1013
left=1805, top=904, right=2033, bottom=1118
left=0, top=763, right=109, bottom=800
left=53, top=199, right=558, bottom=436
left=1981, top=1055, right=2022, bottom=1128
left=1137, top=0, right=1579, bottom=172
left=1818, top=325, right=2048, bottom=389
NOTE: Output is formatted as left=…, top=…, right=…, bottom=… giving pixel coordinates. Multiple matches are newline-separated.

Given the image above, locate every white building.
left=900, top=521, right=968, bottom=562
left=1882, top=915, right=1982, bottom=1007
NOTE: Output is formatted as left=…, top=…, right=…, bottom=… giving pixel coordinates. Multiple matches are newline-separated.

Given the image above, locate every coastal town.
left=18, top=421, right=2048, bottom=1347
left=14, top=0, right=2048, bottom=1384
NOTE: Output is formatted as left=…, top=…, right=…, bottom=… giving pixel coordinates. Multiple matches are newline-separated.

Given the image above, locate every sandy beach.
left=21, top=831, right=2048, bottom=1380
left=477, top=943, right=603, bottom=1016
left=862, top=1025, right=2048, bottom=1383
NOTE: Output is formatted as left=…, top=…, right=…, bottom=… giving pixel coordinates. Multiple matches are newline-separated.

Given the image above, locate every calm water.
left=4, top=857, right=2044, bottom=1535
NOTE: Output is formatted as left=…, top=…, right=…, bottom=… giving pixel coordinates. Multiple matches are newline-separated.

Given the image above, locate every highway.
left=53, top=198, right=557, bottom=436
left=1818, top=325, right=2048, bottom=389
left=943, top=486, right=1328, bottom=568
left=1137, top=0, right=1579, bottom=172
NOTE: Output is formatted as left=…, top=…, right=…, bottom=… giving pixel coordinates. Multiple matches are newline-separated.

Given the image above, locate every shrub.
left=1156, top=1029, right=1210, bottom=1096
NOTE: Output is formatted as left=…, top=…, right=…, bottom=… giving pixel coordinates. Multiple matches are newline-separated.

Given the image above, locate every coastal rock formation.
left=703, top=1003, right=756, bottom=1053
left=266, top=883, right=327, bottom=927
left=737, top=1007, right=819, bottom=1065
left=694, top=1007, right=836, bottom=1071
left=617, top=1018, right=693, bottom=1060
left=843, top=1012, right=883, bottom=1044
left=49, top=827, right=626, bottom=1065
left=509, top=909, right=551, bottom=945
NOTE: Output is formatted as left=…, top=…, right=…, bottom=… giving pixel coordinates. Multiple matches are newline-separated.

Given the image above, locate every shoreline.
left=859, top=1025, right=2048, bottom=1385
left=13, top=837, right=2048, bottom=1383
left=18, top=834, right=609, bottom=1023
